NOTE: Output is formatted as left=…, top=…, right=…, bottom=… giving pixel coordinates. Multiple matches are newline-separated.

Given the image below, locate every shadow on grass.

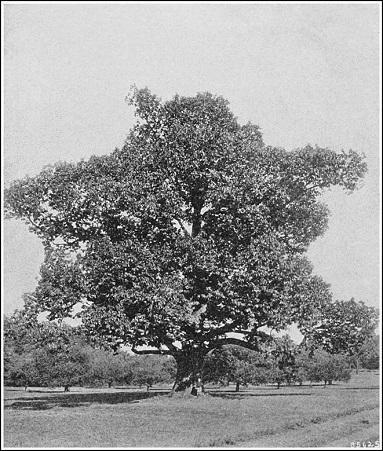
left=26, top=389, right=66, bottom=393
left=337, top=386, right=380, bottom=390
left=5, top=390, right=170, bottom=411
left=208, top=391, right=313, bottom=400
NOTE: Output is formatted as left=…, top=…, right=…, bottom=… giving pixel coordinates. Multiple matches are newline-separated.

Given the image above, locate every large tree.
left=5, top=87, right=367, bottom=391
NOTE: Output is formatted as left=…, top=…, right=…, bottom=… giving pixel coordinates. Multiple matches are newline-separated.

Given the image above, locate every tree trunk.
left=146, top=385, right=150, bottom=392
left=355, top=358, right=359, bottom=375
left=172, top=348, right=206, bottom=393
left=108, top=380, right=113, bottom=388
left=64, top=384, right=70, bottom=392
left=235, top=381, right=240, bottom=392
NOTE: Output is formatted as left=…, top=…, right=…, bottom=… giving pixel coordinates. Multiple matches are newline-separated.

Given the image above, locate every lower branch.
left=131, top=347, right=172, bottom=356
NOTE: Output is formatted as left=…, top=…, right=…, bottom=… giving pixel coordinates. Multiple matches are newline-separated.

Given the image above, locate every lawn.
left=3, top=370, right=380, bottom=448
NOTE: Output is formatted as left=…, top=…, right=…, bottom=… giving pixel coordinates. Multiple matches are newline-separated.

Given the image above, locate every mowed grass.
left=3, top=370, right=380, bottom=448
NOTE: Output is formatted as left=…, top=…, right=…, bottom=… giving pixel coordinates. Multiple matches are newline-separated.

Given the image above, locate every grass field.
left=3, top=370, right=380, bottom=448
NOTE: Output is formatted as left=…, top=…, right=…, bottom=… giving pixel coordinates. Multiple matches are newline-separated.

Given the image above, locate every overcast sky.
left=3, top=3, right=381, bottom=316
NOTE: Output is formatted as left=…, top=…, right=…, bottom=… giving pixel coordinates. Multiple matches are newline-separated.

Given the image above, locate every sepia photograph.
left=2, top=1, right=381, bottom=449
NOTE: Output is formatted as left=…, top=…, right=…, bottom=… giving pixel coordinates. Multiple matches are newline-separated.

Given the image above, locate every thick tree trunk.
left=172, top=349, right=206, bottom=393
left=235, top=381, right=240, bottom=392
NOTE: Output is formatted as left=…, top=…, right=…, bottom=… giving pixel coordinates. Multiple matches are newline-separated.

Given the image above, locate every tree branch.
left=27, top=216, right=46, bottom=235
left=173, top=216, right=191, bottom=238
left=202, top=320, right=269, bottom=341
left=131, top=346, right=172, bottom=356
left=162, top=337, right=180, bottom=355
left=202, top=320, right=243, bottom=340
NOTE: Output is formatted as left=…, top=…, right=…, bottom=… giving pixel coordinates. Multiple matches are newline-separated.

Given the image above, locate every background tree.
left=305, top=350, right=351, bottom=386
left=33, top=341, right=92, bottom=391
left=203, top=345, right=269, bottom=391
left=267, top=364, right=286, bottom=389
left=130, top=355, right=175, bottom=392
left=86, top=349, right=127, bottom=388
left=4, top=308, right=91, bottom=390
left=269, top=335, right=297, bottom=386
left=5, top=352, right=41, bottom=389
left=302, top=299, right=379, bottom=373
left=358, top=334, right=380, bottom=370
left=4, top=87, right=367, bottom=392
left=294, top=349, right=312, bottom=386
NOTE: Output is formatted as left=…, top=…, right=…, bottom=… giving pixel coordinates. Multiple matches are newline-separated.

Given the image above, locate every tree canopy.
left=4, top=309, right=92, bottom=389
left=4, top=87, right=367, bottom=391
left=301, top=298, right=378, bottom=373
left=302, top=298, right=378, bottom=356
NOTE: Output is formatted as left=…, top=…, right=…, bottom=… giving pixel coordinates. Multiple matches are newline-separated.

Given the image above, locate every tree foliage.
left=269, top=335, right=298, bottom=385
left=129, top=355, right=175, bottom=391
left=303, top=298, right=379, bottom=359
left=358, top=334, right=380, bottom=370
left=86, top=349, right=127, bottom=387
left=4, top=310, right=92, bottom=389
left=203, top=345, right=269, bottom=390
left=4, top=307, right=175, bottom=390
left=304, top=350, right=351, bottom=385
left=4, top=87, right=367, bottom=391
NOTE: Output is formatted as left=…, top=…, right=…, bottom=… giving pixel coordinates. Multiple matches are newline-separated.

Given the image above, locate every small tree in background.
left=269, top=335, right=297, bottom=386
left=5, top=352, right=41, bottom=389
left=267, top=365, right=286, bottom=389
left=358, top=334, right=379, bottom=370
left=41, top=342, right=92, bottom=391
left=130, top=355, right=175, bottom=392
left=294, top=349, right=312, bottom=386
left=4, top=307, right=92, bottom=390
left=87, top=349, right=127, bottom=387
left=302, top=299, right=378, bottom=374
left=294, top=366, right=309, bottom=386
left=305, top=350, right=351, bottom=386
left=203, top=345, right=269, bottom=391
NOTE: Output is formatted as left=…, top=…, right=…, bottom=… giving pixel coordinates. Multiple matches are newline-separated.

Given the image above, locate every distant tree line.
left=3, top=307, right=175, bottom=391
left=4, top=304, right=378, bottom=392
left=203, top=336, right=362, bottom=391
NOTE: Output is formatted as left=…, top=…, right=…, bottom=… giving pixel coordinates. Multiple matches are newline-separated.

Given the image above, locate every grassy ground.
left=3, top=370, right=380, bottom=448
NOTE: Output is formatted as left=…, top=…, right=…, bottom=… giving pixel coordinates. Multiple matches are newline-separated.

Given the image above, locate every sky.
left=2, top=3, right=381, bottom=318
